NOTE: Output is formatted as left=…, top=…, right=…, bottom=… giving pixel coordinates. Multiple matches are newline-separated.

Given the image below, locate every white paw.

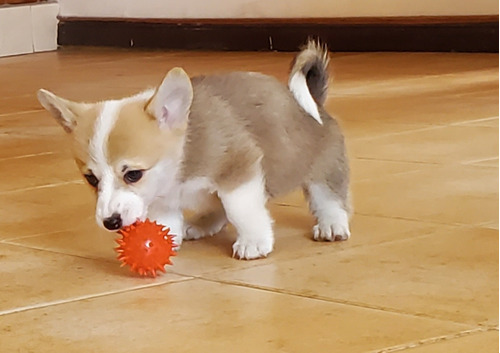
left=170, top=233, right=182, bottom=251
left=313, top=222, right=351, bottom=242
left=183, top=218, right=227, bottom=240
left=232, top=237, right=273, bottom=260
left=184, top=225, right=207, bottom=240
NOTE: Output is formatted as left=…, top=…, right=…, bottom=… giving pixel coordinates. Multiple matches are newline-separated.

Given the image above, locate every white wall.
left=59, top=0, right=499, bottom=19
left=0, top=2, right=59, bottom=58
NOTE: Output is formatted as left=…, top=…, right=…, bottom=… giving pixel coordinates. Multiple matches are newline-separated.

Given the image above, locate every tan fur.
left=71, top=104, right=102, bottom=174
left=182, top=72, right=348, bottom=205
left=107, top=101, right=184, bottom=173
left=37, top=89, right=101, bottom=175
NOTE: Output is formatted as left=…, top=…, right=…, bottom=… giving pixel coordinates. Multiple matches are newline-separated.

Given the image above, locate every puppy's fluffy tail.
left=288, top=39, right=330, bottom=125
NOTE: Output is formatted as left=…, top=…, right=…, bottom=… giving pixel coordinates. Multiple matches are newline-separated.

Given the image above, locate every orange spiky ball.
left=115, top=219, right=176, bottom=277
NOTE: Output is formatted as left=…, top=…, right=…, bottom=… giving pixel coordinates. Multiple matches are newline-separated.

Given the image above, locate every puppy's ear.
left=146, top=67, right=193, bottom=130
left=37, top=89, right=83, bottom=133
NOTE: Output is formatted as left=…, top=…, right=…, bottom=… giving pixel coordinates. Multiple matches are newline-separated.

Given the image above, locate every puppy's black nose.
left=103, top=214, right=122, bottom=231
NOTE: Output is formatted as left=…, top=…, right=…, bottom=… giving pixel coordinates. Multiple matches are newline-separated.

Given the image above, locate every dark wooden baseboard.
left=58, top=16, right=499, bottom=52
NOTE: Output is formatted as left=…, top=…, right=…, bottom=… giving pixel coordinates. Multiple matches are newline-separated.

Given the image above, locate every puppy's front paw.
left=172, top=233, right=183, bottom=251
left=232, top=237, right=273, bottom=260
left=313, top=222, right=351, bottom=242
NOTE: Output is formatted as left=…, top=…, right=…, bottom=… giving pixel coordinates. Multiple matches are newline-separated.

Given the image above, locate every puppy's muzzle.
left=103, top=213, right=122, bottom=231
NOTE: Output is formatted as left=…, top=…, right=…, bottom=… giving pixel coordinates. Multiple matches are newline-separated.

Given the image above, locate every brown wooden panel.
left=57, top=16, right=499, bottom=53
left=58, top=15, right=499, bottom=25
left=4, top=0, right=39, bottom=4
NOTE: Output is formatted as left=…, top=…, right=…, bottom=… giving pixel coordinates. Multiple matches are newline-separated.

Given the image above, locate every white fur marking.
left=288, top=72, right=323, bottom=125
left=91, top=101, right=122, bottom=224
left=218, top=171, right=274, bottom=259
left=91, top=91, right=156, bottom=227
left=148, top=208, right=184, bottom=249
left=307, top=183, right=350, bottom=241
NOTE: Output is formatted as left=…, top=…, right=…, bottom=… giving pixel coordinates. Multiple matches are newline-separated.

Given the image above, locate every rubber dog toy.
left=115, top=219, right=176, bottom=277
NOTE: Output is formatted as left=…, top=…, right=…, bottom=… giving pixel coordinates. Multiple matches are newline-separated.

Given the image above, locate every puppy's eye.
left=124, top=170, right=143, bottom=184
left=84, top=173, right=99, bottom=188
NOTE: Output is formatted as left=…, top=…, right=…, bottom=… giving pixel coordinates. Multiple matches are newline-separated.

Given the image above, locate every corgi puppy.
left=37, top=40, right=351, bottom=260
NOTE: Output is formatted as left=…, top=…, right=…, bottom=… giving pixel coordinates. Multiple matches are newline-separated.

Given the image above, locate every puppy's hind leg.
left=184, top=193, right=228, bottom=240
left=304, top=181, right=351, bottom=242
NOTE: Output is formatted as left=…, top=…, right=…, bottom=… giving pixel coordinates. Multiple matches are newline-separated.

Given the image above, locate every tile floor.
left=0, top=49, right=498, bottom=352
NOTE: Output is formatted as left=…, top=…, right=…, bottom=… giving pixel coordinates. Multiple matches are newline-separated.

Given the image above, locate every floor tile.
left=5, top=220, right=116, bottom=259
left=0, top=242, right=189, bottom=314
left=349, top=158, right=427, bottom=182
left=0, top=182, right=94, bottom=240
left=0, top=279, right=471, bottom=353
left=0, top=95, right=47, bottom=118
left=329, top=85, right=498, bottom=127
left=0, top=152, right=79, bottom=193
left=0, top=135, right=68, bottom=160
left=0, top=110, right=69, bottom=158
left=272, top=158, right=435, bottom=208
left=333, top=66, right=498, bottom=99
left=208, top=227, right=498, bottom=325
left=0, top=110, right=59, bottom=130
left=342, top=120, right=431, bottom=141
left=349, top=125, right=498, bottom=164
left=331, top=53, right=498, bottom=84
left=353, top=164, right=498, bottom=226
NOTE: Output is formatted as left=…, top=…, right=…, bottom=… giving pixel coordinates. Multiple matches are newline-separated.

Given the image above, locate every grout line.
left=195, top=277, right=475, bottom=327
left=477, top=220, right=499, bottom=228
left=352, top=212, right=482, bottom=228
left=462, top=156, right=499, bottom=164
left=0, top=151, right=56, bottom=162
left=351, top=125, right=444, bottom=142
left=354, top=170, right=422, bottom=183
left=0, top=276, right=194, bottom=317
left=352, top=156, right=441, bottom=165
left=0, top=180, right=83, bottom=195
left=450, top=116, right=499, bottom=126
left=270, top=205, right=471, bottom=229
left=330, top=70, right=498, bottom=97
left=1, top=240, right=118, bottom=265
left=273, top=202, right=494, bottom=230
left=0, top=93, right=34, bottom=101
left=348, top=115, right=498, bottom=143
left=366, top=326, right=499, bottom=353
left=0, top=109, right=44, bottom=117
left=0, top=222, right=93, bottom=243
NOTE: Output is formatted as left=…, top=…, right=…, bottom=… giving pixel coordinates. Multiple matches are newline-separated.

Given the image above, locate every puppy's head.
left=38, top=68, right=193, bottom=231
